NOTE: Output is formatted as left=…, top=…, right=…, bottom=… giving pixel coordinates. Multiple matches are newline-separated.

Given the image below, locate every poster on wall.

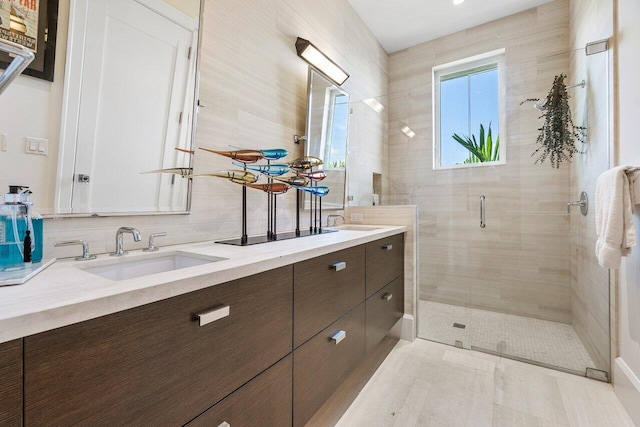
left=0, top=0, right=58, bottom=81
left=0, top=0, right=39, bottom=52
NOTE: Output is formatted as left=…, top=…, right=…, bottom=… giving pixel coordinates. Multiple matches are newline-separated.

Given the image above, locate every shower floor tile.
left=418, top=300, right=597, bottom=374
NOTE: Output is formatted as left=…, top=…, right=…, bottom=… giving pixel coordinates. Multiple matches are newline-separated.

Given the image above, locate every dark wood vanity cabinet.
left=292, top=234, right=405, bottom=426
left=23, top=266, right=293, bottom=426
left=0, top=339, right=22, bottom=427
left=365, top=233, right=404, bottom=297
left=12, top=232, right=404, bottom=426
left=294, top=245, right=365, bottom=347
left=293, top=303, right=366, bottom=427
left=188, top=355, right=293, bottom=427
left=366, top=275, right=405, bottom=354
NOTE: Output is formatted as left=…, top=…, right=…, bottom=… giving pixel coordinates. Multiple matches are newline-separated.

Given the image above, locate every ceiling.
left=346, top=0, right=556, bottom=53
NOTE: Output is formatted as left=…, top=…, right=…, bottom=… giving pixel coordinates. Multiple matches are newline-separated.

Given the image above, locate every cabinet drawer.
left=0, top=339, right=22, bottom=427
left=188, top=355, right=292, bottom=427
left=366, top=233, right=404, bottom=297
left=24, top=266, right=293, bottom=426
left=294, top=245, right=365, bottom=347
left=293, top=303, right=365, bottom=427
left=366, top=276, right=404, bottom=354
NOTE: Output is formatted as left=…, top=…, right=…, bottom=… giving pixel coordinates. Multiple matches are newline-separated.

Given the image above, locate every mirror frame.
left=304, top=68, right=349, bottom=211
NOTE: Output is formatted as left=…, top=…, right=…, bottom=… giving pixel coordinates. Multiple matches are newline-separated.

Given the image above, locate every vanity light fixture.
left=295, top=37, right=350, bottom=86
left=453, top=0, right=465, bottom=4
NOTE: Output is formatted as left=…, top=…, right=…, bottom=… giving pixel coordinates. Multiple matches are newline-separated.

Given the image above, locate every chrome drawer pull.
left=330, top=330, right=346, bottom=344
left=218, top=422, right=230, bottom=427
left=196, top=305, right=230, bottom=326
left=382, top=244, right=393, bottom=250
left=331, top=261, right=347, bottom=271
left=382, top=293, right=393, bottom=301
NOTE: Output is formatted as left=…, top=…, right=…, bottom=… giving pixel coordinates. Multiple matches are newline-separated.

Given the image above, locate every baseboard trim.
left=389, top=314, right=415, bottom=342
left=614, top=357, right=640, bottom=425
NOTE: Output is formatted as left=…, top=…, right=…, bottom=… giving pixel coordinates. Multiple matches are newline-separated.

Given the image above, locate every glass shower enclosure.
left=387, top=44, right=612, bottom=379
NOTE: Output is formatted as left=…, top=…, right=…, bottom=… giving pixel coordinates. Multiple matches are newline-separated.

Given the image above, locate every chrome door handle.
left=331, top=261, right=347, bottom=271
left=330, top=330, right=346, bottom=344
left=381, top=244, right=393, bottom=250
left=382, top=292, right=393, bottom=301
left=480, top=195, right=486, bottom=228
left=196, top=305, right=230, bottom=326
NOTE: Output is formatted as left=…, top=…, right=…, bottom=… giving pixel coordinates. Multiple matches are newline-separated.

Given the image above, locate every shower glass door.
left=410, top=45, right=612, bottom=378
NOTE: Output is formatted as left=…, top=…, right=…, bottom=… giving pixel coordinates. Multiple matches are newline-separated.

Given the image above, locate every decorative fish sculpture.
left=232, top=162, right=290, bottom=176
left=296, top=170, right=327, bottom=181
left=271, top=175, right=308, bottom=186
left=199, top=148, right=264, bottom=163
left=228, top=146, right=288, bottom=160
left=244, top=182, right=291, bottom=195
left=296, top=185, right=330, bottom=197
left=260, top=148, right=288, bottom=160
left=175, top=147, right=195, bottom=155
left=141, top=167, right=193, bottom=177
left=188, top=170, right=258, bottom=184
left=288, top=156, right=323, bottom=170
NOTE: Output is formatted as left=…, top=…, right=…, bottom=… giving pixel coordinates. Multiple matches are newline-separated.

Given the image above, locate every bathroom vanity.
left=0, top=226, right=405, bottom=426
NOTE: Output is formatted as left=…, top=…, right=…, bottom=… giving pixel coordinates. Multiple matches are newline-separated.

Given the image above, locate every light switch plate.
left=350, top=213, right=363, bottom=222
left=0, top=134, right=7, bottom=152
left=25, top=137, right=48, bottom=156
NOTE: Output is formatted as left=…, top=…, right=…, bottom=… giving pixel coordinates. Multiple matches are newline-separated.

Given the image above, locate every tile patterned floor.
left=418, top=300, right=597, bottom=374
left=338, top=339, right=633, bottom=427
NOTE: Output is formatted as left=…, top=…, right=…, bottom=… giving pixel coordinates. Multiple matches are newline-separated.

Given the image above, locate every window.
left=433, top=49, right=506, bottom=169
left=322, top=90, right=349, bottom=170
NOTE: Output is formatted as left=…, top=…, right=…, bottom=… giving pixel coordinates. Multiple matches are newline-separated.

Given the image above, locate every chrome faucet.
left=111, top=227, right=142, bottom=256
left=326, top=214, right=346, bottom=227
left=54, top=240, right=96, bottom=261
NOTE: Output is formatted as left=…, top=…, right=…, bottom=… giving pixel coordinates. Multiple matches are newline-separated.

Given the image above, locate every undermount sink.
left=80, top=252, right=227, bottom=281
left=337, top=225, right=382, bottom=231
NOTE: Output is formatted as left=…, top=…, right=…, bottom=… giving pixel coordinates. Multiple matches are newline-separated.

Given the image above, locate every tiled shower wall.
left=41, top=0, right=389, bottom=259
left=387, top=0, right=573, bottom=323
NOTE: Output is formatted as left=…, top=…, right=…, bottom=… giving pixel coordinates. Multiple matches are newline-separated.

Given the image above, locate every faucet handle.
left=143, top=232, right=167, bottom=252
left=54, top=240, right=97, bottom=261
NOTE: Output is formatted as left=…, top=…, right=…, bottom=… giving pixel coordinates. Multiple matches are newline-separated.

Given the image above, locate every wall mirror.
left=55, top=0, right=201, bottom=215
left=304, top=68, right=349, bottom=210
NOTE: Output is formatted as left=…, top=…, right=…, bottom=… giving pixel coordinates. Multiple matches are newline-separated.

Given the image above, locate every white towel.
left=595, top=166, right=637, bottom=269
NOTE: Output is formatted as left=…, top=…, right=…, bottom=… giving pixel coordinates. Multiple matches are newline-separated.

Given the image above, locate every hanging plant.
left=521, top=74, right=586, bottom=168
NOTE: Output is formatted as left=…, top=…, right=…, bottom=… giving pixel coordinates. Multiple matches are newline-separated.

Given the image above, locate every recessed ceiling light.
left=363, top=98, right=386, bottom=114
left=401, top=124, right=416, bottom=138
left=453, top=0, right=465, bottom=4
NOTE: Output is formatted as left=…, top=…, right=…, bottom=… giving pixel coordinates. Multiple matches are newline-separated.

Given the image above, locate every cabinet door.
left=188, top=355, right=292, bottom=427
left=294, top=245, right=365, bottom=347
left=25, top=266, right=293, bottom=426
left=366, top=233, right=404, bottom=297
left=293, top=303, right=365, bottom=427
left=366, top=276, right=404, bottom=354
left=0, top=339, right=22, bottom=426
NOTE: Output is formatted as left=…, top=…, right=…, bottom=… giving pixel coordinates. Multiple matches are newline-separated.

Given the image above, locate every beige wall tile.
left=388, top=0, right=573, bottom=324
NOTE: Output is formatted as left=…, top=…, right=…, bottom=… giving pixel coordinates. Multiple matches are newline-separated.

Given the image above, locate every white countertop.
left=0, top=225, right=406, bottom=344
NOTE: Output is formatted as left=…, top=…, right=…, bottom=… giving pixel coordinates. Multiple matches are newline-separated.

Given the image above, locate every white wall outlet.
left=25, top=137, right=48, bottom=156
left=350, top=213, right=364, bottom=222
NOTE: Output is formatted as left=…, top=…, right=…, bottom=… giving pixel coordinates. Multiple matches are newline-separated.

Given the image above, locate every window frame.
left=432, top=48, right=507, bottom=170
